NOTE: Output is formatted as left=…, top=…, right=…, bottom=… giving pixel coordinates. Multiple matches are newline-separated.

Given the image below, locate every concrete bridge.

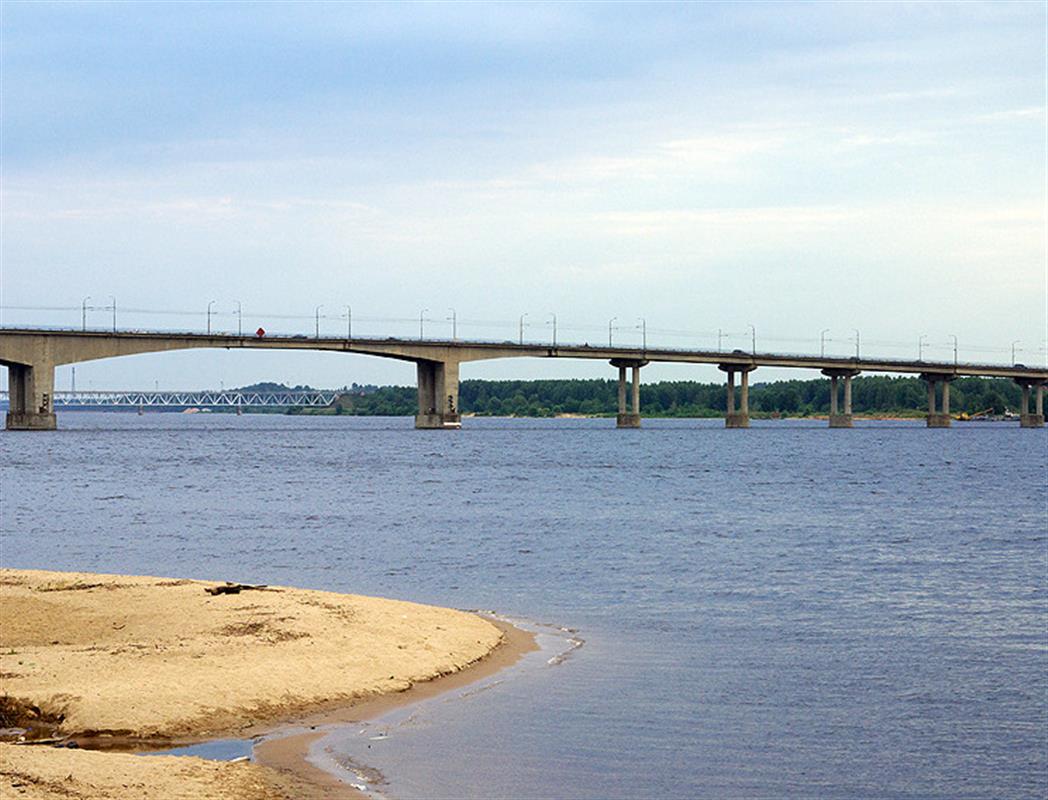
left=1, top=327, right=1045, bottom=430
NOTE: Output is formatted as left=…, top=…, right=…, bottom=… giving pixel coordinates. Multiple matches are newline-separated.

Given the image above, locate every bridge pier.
left=920, top=373, right=953, bottom=427
left=415, top=359, right=461, bottom=429
left=720, top=364, right=754, bottom=428
left=1015, top=379, right=1045, bottom=428
left=611, top=359, right=646, bottom=427
left=5, top=362, right=57, bottom=430
left=822, top=369, right=860, bottom=427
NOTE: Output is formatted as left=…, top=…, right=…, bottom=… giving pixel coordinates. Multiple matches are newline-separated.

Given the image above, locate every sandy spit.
left=0, top=568, right=509, bottom=798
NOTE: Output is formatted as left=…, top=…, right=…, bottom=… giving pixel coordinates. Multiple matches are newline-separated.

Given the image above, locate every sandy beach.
left=0, top=568, right=531, bottom=798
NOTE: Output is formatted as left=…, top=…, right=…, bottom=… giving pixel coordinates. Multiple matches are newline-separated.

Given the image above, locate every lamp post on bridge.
left=949, top=334, right=958, bottom=367
left=234, top=301, right=242, bottom=337
left=854, top=329, right=860, bottom=359
left=1012, top=340, right=1020, bottom=365
left=419, top=308, right=428, bottom=340
left=109, top=296, right=117, bottom=333
left=748, top=324, right=756, bottom=356
left=207, top=300, right=217, bottom=335
left=82, top=296, right=91, bottom=331
left=447, top=309, right=457, bottom=340
left=519, top=313, right=528, bottom=345
left=637, top=318, right=646, bottom=351
left=345, top=306, right=352, bottom=340
left=717, top=328, right=723, bottom=352
left=548, top=313, right=557, bottom=347
left=918, top=334, right=927, bottom=361
left=315, top=305, right=323, bottom=339
left=821, top=329, right=830, bottom=358
left=608, top=317, right=617, bottom=347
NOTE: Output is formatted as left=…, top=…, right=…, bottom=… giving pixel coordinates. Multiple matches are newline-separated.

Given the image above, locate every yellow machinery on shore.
left=955, top=408, right=995, bottom=421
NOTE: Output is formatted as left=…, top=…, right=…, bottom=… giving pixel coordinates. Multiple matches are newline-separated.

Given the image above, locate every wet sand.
left=0, top=569, right=534, bottom=798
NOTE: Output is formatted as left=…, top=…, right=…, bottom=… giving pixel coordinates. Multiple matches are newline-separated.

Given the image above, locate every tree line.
left=323, top=375, right=1026, bottom=418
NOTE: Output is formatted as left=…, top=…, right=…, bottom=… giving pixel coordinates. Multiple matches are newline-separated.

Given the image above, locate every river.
left=2, top=413, right=1045, bottom=798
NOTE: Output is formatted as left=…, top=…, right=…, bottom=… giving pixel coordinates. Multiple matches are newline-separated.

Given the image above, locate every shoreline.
left=252, top=617, right=537, bottom=798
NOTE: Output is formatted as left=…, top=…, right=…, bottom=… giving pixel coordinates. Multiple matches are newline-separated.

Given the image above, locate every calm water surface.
left=2, top=413, right=1045, bottom=799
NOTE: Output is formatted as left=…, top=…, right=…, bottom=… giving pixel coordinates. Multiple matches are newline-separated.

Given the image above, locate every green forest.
left=317, top=375, right=1027, bottom=418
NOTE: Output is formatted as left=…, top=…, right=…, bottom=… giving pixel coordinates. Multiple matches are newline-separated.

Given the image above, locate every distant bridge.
left=1, top=327, right=1045, bottom=430
left=0, top=389, right=340, bottom=409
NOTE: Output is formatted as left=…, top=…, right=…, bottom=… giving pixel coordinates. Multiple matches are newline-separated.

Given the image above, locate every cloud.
left=837, top=130, right=939, bottom=149
left=973, top=106, right=1046, bottom=122
left=594, top=206, right=858, bottom=236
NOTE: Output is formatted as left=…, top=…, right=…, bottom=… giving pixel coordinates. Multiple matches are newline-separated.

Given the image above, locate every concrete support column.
left=414, top=359, right=461, bottom=429
left=440, top=359, right=460, bottom=423
left=1017, top=380, right=1046, bottom=428
left=611, top=359, right=645, bottom=428
left=922, top=373, right=951, bottom=427
left=721, top=364, right=752, bottom=428
left=5, top=362, right=57, bottom=430
left=823, top=369, right=858, bottom=428
left=416, top=361, right=435, bottom=416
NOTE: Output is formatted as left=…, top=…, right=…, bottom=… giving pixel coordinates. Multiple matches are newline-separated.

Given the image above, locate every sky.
left=1, top=1, right=1045, bottom=391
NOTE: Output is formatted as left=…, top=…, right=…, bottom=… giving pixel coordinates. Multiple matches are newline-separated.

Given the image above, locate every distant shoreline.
left=38, top=407, right=1008, bottom=422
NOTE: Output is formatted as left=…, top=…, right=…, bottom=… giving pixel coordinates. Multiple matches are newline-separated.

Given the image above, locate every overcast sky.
left=1, top=1, right=1044, bottom=390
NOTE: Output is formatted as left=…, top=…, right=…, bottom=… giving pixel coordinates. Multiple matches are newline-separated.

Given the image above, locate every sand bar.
left=0, top=568, right=522, bottom=798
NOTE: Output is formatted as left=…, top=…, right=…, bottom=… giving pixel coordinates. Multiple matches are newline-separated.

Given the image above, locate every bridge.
left=0, top=389, right=340, bottom=409
left=1, top=327, right=1045, bottom=430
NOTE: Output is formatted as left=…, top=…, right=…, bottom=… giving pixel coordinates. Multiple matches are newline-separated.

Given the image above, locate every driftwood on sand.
left=204, top=582, right=271, bottom=596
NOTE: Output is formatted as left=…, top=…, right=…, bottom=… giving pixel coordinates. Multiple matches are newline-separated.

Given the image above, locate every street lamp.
left=748, top=324, right=756, bottom=356
left=637, top=318, right=646, bottom=351
left=447, top=308, right=457, bottom=340
left=345, top=306, right=352, bottom=340
left=854, top=329, right=860, bottom=359
left=234, top=301, right=242, bottom=337
left=81, top=296, right=91, bottom=331
left=314, top=305, right=323, bottom=339
left=207, top=300, right=217, bottom=335
left=1011, top=340, right=1021, bottom=365
left=717, top=328, right=723, bottom=352
left=949, top=334, right=958, bottom=367
left=519, top=313, right=528, bottom=345
left=548, top=313, right=557, bottom=347
left=109, top=296, right=117, bottom=332
left=419, top=308, right=429, bottom=340
left=608, top=317, right=617, bottom=347
left=918, top=334, right=927, bottom=361
left=820, top=328, right=830, bottom=358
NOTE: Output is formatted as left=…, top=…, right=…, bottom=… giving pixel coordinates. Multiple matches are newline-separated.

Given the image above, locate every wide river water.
left=1, top=413, right=1045, bottom=798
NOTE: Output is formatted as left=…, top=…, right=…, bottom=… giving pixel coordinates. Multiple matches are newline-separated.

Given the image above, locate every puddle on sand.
left=142, top=737, right=256, bottom=761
